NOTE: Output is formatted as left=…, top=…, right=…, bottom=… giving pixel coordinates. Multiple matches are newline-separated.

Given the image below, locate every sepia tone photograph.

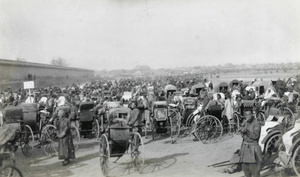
left=0, top=0, right=300, bottom=177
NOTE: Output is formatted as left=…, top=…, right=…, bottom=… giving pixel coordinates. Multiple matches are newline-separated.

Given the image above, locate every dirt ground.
left=8, top=70, right=300, bottom=177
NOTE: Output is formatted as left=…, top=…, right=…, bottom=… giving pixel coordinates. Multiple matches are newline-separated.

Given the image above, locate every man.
left=240, top=109, right=262, bottom=177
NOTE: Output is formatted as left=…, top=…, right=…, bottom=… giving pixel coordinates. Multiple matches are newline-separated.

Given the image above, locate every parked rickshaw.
left=190, top=83, right=206, bottom=96
left=218, top=82, right=229, bottom=94
left=164, top=85, right=177, bottom=99
left=150, top=101, right=181, bottom=142
left=0, top=124, right=24, bottom=177
left=2, top=106, right=34, bottom=157
left=78, top=102, right=99, bottom=139
left=229, top=79, right=241, bottom=90
left=99, top=108, right=144, bottom=176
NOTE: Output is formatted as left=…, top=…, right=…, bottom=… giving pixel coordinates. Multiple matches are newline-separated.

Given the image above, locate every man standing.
left=240, top=109, right=262, bottom=177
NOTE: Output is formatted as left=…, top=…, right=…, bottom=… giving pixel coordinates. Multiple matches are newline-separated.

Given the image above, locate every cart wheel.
left=256, top=112, right=265, bottom=126
left=0, top=165, right=23, bottom=177
left=292, top=145, right=300, bottom=176
left=282, top=107, right=294, bottom=129
left=194, top=115, right=223, bottom=143
left=71, top=124, right=80, bottom=150
left=20, top=125, right=34, bottom=157
left=130, top=132, right=145, bottom=173
left=185, top=113, right=194, bottom=128
left=231, top=113, right=240, bottom=134
left=263, top=133, right=281, bottom=164
left=169, top=109, right=181, bottom=141
left=41, top=125, right=58, bottom=156
left=99, top=134, right=110, bottom=177
left=93, top=119, right=100, bottom=140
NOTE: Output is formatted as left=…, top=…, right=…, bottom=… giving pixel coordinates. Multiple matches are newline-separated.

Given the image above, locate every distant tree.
left=16, top=58, right=27, bottom=62
left=50, top=57, right=69, bottom=67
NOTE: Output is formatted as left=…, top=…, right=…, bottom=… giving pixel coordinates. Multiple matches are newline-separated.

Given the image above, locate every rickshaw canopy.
left=229, top=80, right=240, bottom=88
left=164, top=85, right=177, bottom=92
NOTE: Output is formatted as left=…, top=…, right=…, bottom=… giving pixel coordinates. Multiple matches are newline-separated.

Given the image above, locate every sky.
left=0, top=0, right=299, bottom=70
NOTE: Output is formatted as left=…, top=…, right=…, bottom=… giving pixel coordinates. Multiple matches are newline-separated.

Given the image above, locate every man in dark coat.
left=57, top=110, right=75, bottom=166
left=240, top=109, right=262, bottom=177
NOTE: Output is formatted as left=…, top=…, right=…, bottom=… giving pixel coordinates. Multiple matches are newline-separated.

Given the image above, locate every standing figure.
left=240, top=109, right=262, bottom=177
left=57, top=110, right=75, bottom=166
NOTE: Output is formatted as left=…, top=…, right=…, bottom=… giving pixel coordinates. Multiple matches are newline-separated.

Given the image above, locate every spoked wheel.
left=169, top=109, right=181, bottom=141
left=292, top=145, right=300, bottom=176
left=99, top=134, right=110, bottom=177
left=71, top=125, right=80, bottom=150
left=184, top=113, right=201, bottom=135
left=20, top=125, right=34, bottom=157
left=263, top=133, right=281, bottom=165
left=194, top=115, right=223, bottom=143
left=281, top=107, right=294, bottom=129
left=0, top=165, right=23, bottom=177
left=41, top=125, right=58, bottom=156
left=93, top=119, right=100, bottom=140
left=130, top=132, right=145, bottom=173
left=256, top=112, right=266, bottom=126
left=230, top=113, right=240, bottom=134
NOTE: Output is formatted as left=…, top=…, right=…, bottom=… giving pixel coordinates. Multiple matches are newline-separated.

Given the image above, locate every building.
left=0, top=59, right=94, bottom=81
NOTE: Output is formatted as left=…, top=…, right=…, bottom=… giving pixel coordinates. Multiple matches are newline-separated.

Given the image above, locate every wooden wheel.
left=0, top=165, right=23, bottom=177
left=169, top=109, right=181, bottom=141
left=20, top=125, right=34, bottom=157
left=263, top=133, right=281, bottom=165
left=292, top=145, right=300, bottom=176
left=194, top=115, right=223, bottom=143
left=93, top=119, right=100, bottom=140
left=99, top=134, right=110, bottom=177
left=41, top=125, right=58, bottom=156
left=130, top=132, right=145, bottom=173
left=70, top=124, right=80, bottom=150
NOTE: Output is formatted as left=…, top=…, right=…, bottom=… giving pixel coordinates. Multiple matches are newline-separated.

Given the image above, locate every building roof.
left=0, top=58, right=93, bottom=72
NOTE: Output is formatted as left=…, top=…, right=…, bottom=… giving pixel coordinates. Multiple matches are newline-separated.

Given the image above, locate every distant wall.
left=0, top=59, right=94, bottom=81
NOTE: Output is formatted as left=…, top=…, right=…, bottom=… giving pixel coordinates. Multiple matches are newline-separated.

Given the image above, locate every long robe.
left=57, top=117, right=75, bottom=160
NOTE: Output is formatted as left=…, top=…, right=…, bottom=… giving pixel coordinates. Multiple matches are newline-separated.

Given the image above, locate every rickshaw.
left=0, top=124, right=24, bottom=177
left=190, top=83, right=206, bottom=96
left=229, top=79, right=241, bottom=90
left=78, top=102, right=99, bottom=139
left=98, top=101, right=122, bottom=134
left=2, top=106, right=34, bottom=157
left=99, top=108, right=145, bottom=176
left=164, top=85, right=177, bottom=100
left=150, top=101, right=181, bottom=142
left=218, top=82, right=229, bottom=94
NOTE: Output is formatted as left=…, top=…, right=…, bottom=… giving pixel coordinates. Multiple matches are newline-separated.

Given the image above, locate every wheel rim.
left=71, top=125, right=80, bottom=150
left=21, top=125, right=34, bottom=157
left=292, top=146, right=300, bottom=176
left=42, top=125, right=58, bottom=156
left=93, top=119, right=100, bottom=139
left=195, top=115, right=223, bottom=143
left=0, top=165, right=23, bottom=177
left=100, top=134, right=110, bottom=176
left=264, top=134, right=280, bottom=163
left=131, top=132, right=145, bottom=173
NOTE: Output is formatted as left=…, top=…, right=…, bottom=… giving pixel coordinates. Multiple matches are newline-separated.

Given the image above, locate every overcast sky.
left=0, top=0, right=299, bottom=70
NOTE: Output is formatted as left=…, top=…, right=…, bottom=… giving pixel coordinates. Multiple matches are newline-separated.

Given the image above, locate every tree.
left=50, top=57, right=69, bottom=67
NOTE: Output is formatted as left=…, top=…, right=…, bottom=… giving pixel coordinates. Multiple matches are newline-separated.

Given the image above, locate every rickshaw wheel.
left=292, top=145, right=300, bottom=176
left=256, top=112, right=265, bottom=126
left=130, top=132, right=145, bottom=173
left=169, top=109, right=181, bottom=140
left=93, top=119, right=100, bottom=140
left=263, top=133, right=281, bottom=164
left=20, top=125, right=34, bottom=157
left=71, top=124, right=80, bottom=150
left=231, top=113, right=240, bottom=134
left=41, top=125, right=58, bottom=156
left=0, top=165, right=23, bottom=177
left=100, top=134, right=110, bottom=177
left=194, top=115, right=223, bottom=143
left=185, top=113, right=194, bottom=128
